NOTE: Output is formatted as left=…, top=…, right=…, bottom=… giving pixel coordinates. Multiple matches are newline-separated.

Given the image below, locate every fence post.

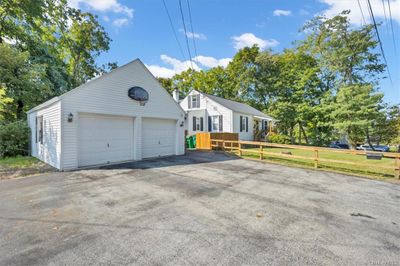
left=222, top=140, right=225, bottom=152
left=238, top=142, right=242, bottom=156
left=259, top=145, right=263, bottom=160
left=395, top=157, right=400, bottom=179
left=314, top=149, right=319, bottom=168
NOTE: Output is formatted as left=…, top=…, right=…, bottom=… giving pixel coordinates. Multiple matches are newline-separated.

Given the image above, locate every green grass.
left=233, top=146, right=396, bottom=180
left=0, top=156, right=40, bottom=169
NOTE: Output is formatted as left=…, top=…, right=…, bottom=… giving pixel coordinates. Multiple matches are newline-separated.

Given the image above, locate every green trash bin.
left=186, top=135, right=195, bottom=149
left=192, top=135, right=196, bottom=148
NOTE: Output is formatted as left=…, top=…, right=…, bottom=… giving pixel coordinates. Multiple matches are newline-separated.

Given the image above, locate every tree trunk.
left=16, top=100, right=24, bottom=120
left=366, top=127, right=376, bottom=151
left=298, top=123, right=302, bottom=144
left=300, top=123, right=309, bottom=145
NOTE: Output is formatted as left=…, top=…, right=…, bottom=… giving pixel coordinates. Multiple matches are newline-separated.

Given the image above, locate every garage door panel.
left=78, top=114, right=134, bottom=167
left=142, top=118, right=176, bottom=159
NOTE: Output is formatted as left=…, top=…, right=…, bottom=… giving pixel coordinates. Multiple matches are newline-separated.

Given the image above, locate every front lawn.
left=235, top=146, right=397, bottom=180
left=0, top=156, right=54, bottom=180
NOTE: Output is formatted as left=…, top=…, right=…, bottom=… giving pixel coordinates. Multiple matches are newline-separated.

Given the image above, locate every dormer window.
left=188, top=94, right=200, bottom=109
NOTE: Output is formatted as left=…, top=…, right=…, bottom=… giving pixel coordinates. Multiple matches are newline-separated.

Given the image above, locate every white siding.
left=181, top=90, right=233, bottom=135
left=61, top=60, right=185, bottom=170
left=233, top=112, right=254, bottom=141
left=28, top=101, right=62, bottom=169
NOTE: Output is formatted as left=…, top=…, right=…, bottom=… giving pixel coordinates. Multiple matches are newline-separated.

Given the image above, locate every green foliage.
left=162, top=10, right=392, bottom=148
left=267, top=133, right=291, bottom=144
left=0, top=43, right=52, bottom=120
left=0, top=0, right=112, bottom=122
left=330, top=84, right=384, bottom=147
left=0, top=120, right=30, bottom=157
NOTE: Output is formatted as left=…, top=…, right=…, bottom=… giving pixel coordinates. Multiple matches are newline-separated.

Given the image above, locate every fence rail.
left=210, top=139, right=400, bottom=179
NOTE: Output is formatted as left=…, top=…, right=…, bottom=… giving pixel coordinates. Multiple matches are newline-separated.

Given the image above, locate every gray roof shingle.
left=201, top=92, right=274, bottom=120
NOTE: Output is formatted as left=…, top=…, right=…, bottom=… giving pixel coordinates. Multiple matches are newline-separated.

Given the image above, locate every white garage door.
left=142, top=118, right=176, bottom=159
left=78, top=114, right=134, bottom=167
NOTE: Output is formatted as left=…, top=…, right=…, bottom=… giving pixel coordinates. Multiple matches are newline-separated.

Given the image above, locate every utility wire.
left=386, top=0, right=398, bottom=55
left=162, top=0, right=187, bottom=61
left=381, top=0, right=390, bottom=33
left=178, top=0, right=194, bottom=69
left=186, top=0, right=198, bottom=58
left=357, top=0, right=367, bottom=25
left=366, top=0, right=393, bottom=84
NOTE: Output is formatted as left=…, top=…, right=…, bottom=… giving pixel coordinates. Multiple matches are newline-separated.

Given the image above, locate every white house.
left=179, top=90, right=274, bottom=141
left=27, top=59, right=186, bottom=170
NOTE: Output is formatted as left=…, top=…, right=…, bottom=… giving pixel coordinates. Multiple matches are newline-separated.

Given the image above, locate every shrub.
left=268, top=133, right=291, bottom=144
left=0, top=120, right=30, bottom=158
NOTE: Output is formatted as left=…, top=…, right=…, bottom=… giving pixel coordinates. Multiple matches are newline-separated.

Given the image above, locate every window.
left=36, top=116, right=43, bottom=144
left=192, top=116, right=203, bottom=131
left=212, top=116, right=219, bottom=131
left=208, top=115, right=222, bottom=132
left=240, top=116, right=248, bottom=132
left=188, top=94, right=200, bottom=109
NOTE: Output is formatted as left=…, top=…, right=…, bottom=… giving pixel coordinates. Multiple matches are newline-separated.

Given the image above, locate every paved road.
left=1, top=151, right=399, bottom=265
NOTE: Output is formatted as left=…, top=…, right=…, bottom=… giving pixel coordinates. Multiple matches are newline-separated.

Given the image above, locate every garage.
left=27, top=59, right=185, bottom=170
left=78, top=114, right=134, bottom=167
left=142, top=118, right=176, bottom=158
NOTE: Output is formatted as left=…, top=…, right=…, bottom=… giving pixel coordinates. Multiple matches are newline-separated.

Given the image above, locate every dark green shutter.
left=240, top=116, right=243, bottom=132
left=188, top=95, right=191, bottom=109
left=200, top=117, right=204, bottom=131
left=192, top=116, right=196, bottom=131
left=219, top=115, right=223, bottom=132
left=246, top=117, right=248, bottom=132
left=208, top=116, right=212, bottom=132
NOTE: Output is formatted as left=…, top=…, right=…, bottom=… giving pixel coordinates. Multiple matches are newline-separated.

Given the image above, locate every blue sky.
left=68, top=0, right=400, bottom=104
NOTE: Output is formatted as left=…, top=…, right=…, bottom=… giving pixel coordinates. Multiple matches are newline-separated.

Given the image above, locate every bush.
left=268, top=133, right=291, bottom=144
left=0, top=120, right=30, bottom=158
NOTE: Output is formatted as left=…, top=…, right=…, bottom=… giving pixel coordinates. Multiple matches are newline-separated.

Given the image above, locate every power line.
left=381, top=0, right=390, bottom=33
left=357, top=0, right=367, bottom=25
left=178, top=0, right=194, bottom=69
left=162, top=0, right=187, bottom=61
left=386, top=0, right=398, bottom=55
left=366, top=0, right=393, bottom=84
left=186, top=0, right=198, bottom=58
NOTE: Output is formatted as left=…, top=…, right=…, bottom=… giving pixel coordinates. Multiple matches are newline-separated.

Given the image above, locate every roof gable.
left=29, top=59, right=184, bottom=114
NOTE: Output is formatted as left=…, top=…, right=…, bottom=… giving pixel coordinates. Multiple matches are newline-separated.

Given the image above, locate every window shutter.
left=35, top=117, right=38, bottom=143
left=219, top=115, right=223, bottom=132
left=197, top=94, right=200, bottom=108
left=208, top=116, right=212, bottom=132
left=240, top=116, right=243, bottom=132
left=192, top=116, right=196, bottom=131
left=188, top=95, right=192, bottom=109
left=200, top=117, right=204, bottom=131
left=246, top=117, right=249, bottom=132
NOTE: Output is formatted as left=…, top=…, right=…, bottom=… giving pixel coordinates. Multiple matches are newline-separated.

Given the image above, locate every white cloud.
left=113, top=18, right=129, bottom=27
left=179, top=29, right=207, bottom=40
left=193, top=56, right=231, bottom=68
left=146, top=55, right=231, bottom=78
left=319, top=0, right=400, bottom=26
left=232, top=33, right=279, bottom=50
left=273, top=9, right=292, bottom=16
left=68, top=0, right=134, bottom=26
left=103, top=16, right=110, bottom=22
left=146, top=55, right=200, bottom=78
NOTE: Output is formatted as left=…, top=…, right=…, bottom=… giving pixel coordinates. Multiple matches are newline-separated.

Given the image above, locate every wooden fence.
left=210, top=139, right=400, bottom=179
left=196, top=132, right=238, bottom=150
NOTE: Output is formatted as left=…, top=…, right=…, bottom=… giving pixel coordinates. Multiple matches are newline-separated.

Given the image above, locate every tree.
left=301, top=10, right=385, bottom=88
left=330, top=84, right=384, bottom=147
left=0, top=44, right=52, bottom=120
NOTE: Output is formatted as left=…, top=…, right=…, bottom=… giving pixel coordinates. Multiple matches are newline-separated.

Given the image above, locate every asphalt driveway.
left=1, top=151, right=399, bottom=265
